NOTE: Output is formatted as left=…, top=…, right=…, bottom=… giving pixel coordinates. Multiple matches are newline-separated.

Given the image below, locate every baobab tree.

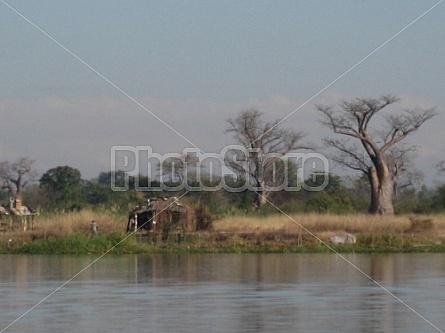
left=318, top=95, right=436, bottom=214
left=0, top=157, right=38, bottom=205
left=225, top=108, right=306, bottom=208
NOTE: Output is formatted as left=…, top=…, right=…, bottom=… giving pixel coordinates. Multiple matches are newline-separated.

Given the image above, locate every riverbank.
left=1, top=212, right=445, bottom=254
left=2, top=231, right=445, bottom=254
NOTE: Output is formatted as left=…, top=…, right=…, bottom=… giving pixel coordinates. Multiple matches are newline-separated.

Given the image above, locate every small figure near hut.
left=91, top=220, right=98, bottom=235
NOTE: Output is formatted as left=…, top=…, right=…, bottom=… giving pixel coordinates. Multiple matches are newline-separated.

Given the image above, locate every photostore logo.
left=111, top=146, right=329, bottom=192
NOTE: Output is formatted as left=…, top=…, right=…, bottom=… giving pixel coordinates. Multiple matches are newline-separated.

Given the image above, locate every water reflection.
left=1, top=254, right=444, bottom=333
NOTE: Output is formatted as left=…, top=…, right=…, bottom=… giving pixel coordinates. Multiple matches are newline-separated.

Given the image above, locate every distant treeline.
left=6, top=168, right=444, bottom=216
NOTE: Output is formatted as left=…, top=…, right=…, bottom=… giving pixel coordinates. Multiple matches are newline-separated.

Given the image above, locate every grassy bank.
left=1, top=211, right=445, bottom=254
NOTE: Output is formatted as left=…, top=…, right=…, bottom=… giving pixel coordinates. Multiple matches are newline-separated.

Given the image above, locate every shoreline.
left=1, top=230, right=445, bottom=255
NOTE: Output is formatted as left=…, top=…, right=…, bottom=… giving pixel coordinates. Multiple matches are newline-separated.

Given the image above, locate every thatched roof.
left=129, top=197, right=196, bottom=232
left=132, top=197, right=185, bottom=214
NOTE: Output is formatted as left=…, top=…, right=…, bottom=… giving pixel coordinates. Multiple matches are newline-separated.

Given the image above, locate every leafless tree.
left=386, top=145, right=424, bottom=196
left=0, top=157, right=39, bottom=204
left=225, top=109, right=306, bottom=208
left=318, top=95, right=436, bottom=214
left=159, top=153, right=200, bottom=184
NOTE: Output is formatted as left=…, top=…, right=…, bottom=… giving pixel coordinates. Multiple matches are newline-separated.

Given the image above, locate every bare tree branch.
left=225, top=109, right=306, bottom=207
left=381, top=108, right=436, bottom=152
left=323, top=138, right=371, bottom=173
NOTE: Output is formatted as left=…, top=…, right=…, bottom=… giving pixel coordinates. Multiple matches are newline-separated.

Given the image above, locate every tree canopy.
left=40, top=166, right=82, bottom=210
left=225, top=108, right=306, bottom=207
left=318, top=95, right=436, bottom=214
left=0, top=157, right=38, bottom=203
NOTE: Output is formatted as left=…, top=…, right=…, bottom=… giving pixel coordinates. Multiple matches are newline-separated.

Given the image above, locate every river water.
left=0, top=253, right=444, bottom=333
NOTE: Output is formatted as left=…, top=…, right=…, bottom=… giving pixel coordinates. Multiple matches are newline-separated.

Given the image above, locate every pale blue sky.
left=0, top=0, right=444, bottom=183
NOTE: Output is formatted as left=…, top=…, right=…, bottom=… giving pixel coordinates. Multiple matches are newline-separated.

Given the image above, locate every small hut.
left=126, top=197, right=196, bottom=239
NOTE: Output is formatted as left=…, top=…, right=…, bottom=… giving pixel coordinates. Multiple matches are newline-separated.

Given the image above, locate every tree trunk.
left=376, top=175, right=394, bottom=214
left=368, top=163, right=395, bottom=215
left=255, top=191, right=268, bottom=208
left=368, top=169, right=379, bottom=214
left=254, top=180, right=268, bottom=208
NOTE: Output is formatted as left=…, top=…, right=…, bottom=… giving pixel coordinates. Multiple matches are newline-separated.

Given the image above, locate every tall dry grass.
left=3, top=210, right=445, bottom=250
left=34, top=210, right=127, bottom=237
left=0, top=210, right=127, bottom=247
left=214, top=213, right=445, bottom=240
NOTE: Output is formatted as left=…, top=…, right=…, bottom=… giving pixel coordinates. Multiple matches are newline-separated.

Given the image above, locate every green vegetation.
left=14, top=233, right=132, bottom=255
left=22, top=169, right=445, bottom=218
left=3, top=229, right=445, bottom=255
